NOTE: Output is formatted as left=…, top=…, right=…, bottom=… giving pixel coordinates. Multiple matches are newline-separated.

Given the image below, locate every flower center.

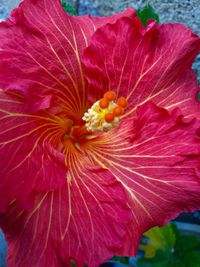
left=82, top=91, right=128, bottom=132
left=61, top=120, right=93, bottom=152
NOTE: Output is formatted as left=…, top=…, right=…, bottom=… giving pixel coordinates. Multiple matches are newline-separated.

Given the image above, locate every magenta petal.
left=92, top=103, right=200, bottom=255
left=0, top=168, right=131, bottom=267
left=83, top=17, right=200, bottom=118
left=0, top=90, right=68, bottom=211
left=1, top=0, right=200, bottom=266
left=0, top=0, right=135, bottom=117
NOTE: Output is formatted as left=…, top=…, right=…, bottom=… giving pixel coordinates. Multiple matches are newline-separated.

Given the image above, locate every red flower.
left=0, top=0, right=200, bottom=266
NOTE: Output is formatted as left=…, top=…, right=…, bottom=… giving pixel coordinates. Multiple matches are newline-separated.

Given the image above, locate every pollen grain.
left=104, top=91, right=117, bottom=101
left=117, top=97, right=128, bottom=108
left=99, top=98, right=109, bottom=109
left=105, top=113, right=115, bottom=123
left=113, top=106, right=123, bottom=116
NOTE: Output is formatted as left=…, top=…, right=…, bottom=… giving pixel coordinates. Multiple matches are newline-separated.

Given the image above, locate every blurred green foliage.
left=112, top=256, right=130, bottom=265
left=137, top=223, right=200, bottom=267
left=198, top=92, right=200, bottom=101
left=139, top=224, right=176, bottom=259
left=61, top=0, right=76, bottom=15
left=137, top=4, right=160, bottom=26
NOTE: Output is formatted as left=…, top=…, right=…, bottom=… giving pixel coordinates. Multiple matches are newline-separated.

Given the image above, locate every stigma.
left=82, top=91, right=128, bottom=132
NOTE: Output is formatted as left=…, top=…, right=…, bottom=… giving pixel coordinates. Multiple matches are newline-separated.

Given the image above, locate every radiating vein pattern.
left=83, top=17, right=200, bottom=119
left=86, top=103, right=200, bottom=254
left=0, top=1, right=200, bottom=267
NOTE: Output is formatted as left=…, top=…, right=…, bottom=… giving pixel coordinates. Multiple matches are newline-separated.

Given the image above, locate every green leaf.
left=61, top=0, right=76, bottom=15
left=137, top=260, right=169, bottom=267
left=170, top=262, right=186, bottom=267
left=198, top=92, right=200, bottom=102
left=140, top=224, right=176, bottom=258
left=184, top=251, right=200, bottom=267
left=138, top=223, right=200, bottom=267
left=137, top=249, right=185, bottom=267
left=137, top=4, right=160, bottom=27
left=112, top=256, right=129, bottom=265
left=175, top=234, right=200, bottom=257
left=70, top=259, right=77, bottom=267
left=137, top=250, right=172, bottom=267
left=70, top=260, right=87, bottom=267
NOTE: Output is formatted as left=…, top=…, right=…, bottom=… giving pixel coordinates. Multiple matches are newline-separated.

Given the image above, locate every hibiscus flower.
left=0, top=0, right=200, bottom=267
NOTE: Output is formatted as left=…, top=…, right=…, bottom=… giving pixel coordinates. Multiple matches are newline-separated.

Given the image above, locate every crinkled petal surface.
left=83, top=17, right=200, bottom=118
left=87, top=103, right=200, bottom=255
left=0, top=167, right=131, bottom=267
left=1, top=1, right=200, bottom=267
left=0, top=0, right=136, bottom=207
left=0, top=89, right=69, bottom=211
left=0, top=89, right=131, bottom=266
left=0, top=1, right=136, bottom=266
left=0, top=0, right=135, bottom=117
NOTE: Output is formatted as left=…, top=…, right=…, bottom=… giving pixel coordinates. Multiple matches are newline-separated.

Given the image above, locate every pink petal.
left=89, top=103, right=200, bottom=255
left=0, top=0, right=135, bottom=118
left=0, top=3, right=136, bottom=264
left=0, top=0, right=135, bottom=208
left=83, top=17, right=200, bottom=118
left=0, top=90, right=67, bottom=211
left=0, top=167, right=131, bottom=267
